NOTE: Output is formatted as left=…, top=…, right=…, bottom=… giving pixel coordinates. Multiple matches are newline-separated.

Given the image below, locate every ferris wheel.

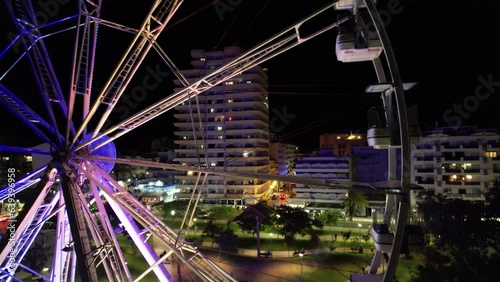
left=0, top=0, right=414, bottom=281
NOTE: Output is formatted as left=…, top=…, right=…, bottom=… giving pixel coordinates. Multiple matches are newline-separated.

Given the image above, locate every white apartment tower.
left=173, top=46, right=270, bottom=206
left=411, top=126, right=500, bottom=201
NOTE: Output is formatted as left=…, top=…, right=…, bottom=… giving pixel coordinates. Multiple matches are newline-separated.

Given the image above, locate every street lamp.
left=270, top=233, right=273, bottom=251
left=193, top=218, right=197, bottom=236
left=171, top=210, right=175, bottom=220
left=299, top=253, right=304, bottom=282
left=358, top=223, right=362, bottom=237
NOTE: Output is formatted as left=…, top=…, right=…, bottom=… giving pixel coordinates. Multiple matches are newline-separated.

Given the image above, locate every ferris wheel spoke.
left=87, top=180, right=133, bottom=281
left=49, top=191, right=72, bottom=282
left=0, top=145, right=51, bottom=156
left=0, top=165, right=48, bottom=201
left=79, top=160, right=237, bottom=282
left=74, top=0, right=184, bottom=145
left=74, top=161, right=175, bottom=281
left=0, top=167, right=59, bottom=278
left=78, top=7, right=351, bottom=152
left=81, top=155, right=391, bottom=195
left=66, top=0, right=102, bottom=148
left=4, top=1, right=73, bottom=147
left=0, top=84, right=63, bottom=147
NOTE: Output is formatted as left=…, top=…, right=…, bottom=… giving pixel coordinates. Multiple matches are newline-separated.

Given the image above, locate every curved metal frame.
left=364, top=1, right=411, bottom=281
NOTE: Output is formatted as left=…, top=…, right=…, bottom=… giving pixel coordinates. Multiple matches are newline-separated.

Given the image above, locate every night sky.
left=1, top=0, right=499, bottom=152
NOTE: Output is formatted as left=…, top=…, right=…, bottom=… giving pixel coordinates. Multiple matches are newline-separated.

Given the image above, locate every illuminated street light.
left=270, top=233, right=274, bottom=251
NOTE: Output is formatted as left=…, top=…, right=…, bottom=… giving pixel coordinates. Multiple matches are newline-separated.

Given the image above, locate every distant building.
left=269, top=142, right=297, bottom=176
left=320, top=132, right=367, bottom=156
left=0, top=135, right=35, bottom=186
left=411, top=126, right=500, bottom=202
left=139, top=192, right=163, bottom=206
left=173, top=46, right=270, bottom=206
left=290, top=149, right=350, bottom=210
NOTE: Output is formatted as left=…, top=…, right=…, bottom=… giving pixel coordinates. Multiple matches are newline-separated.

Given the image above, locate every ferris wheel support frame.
left=363, top=0, right=411, bottom=281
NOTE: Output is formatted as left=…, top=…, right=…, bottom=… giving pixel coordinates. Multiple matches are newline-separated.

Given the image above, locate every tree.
left=411, top=184, right=500, bottom=282
left=274, top=205, right=323, bottom=248
left=318, top=209, right=341, bottom=230
left=233, top=201, right=274, bottom=257
left=202, top=220, right=222, bottom=247
left=112, top=163, right=146, bottom=181
left=208, top=206, right=239, bottom=220
left=215, top=229, right=238, bottom=260
left=159, top=200, right=200, bottom=221
left=343, top=191, right=368, bottom=220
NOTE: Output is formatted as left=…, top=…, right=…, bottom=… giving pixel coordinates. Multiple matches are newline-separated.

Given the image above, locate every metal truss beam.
left=82, top=155, right=398, bottom=195
left=73, top=0, right=184, bottom=145
left=3, top=0, right=71, bottom=147
left=0, top=165, right=47, bottom=201
left=78, top=2, right=349, bottom=151
left=0, top=84, right=61, bottom=146
left=0, top=167, right=58, bottom=280
left=59, top=162, right=98, bottom=282
left=78, top=160, right=237, bottom=282
left=66, top=0, right=101, bottom=146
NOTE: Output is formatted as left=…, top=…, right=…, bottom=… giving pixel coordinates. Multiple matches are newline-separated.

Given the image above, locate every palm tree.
left=343, top=191, right=368, bottom=221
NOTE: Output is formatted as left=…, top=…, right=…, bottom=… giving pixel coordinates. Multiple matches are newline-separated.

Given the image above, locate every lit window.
left=243, top=152, right=248, bottom=158
left=337, top=136, right=341, bottom=140
left=485, top=151, right=497, bottom=158
left=227, top=99, right=233, bottom=103
left=182, top=136, right=187, bottom=140
left=224, top=81, right=234, bottom=85
left=210, top=162, right=216, bottom=167
left=199, top=144, right=204, bottom=149
left=210, top=108, right=215, bottom=113
left=217, top=126, right=223, bottom=131
left=217, top=136, right=223, bottom=140
left=187, top=171, right=193, bottom=176
left=24, top=156, right=32, bottom=162
left=466, top=175, right=472, bottom=180
left=228, top=117, right=233, bottom=121
left=2, top=156, right=9, bottom=161
left=200, top=58, right=206, bottom=61
left=246, top=81, right=252, bottom=83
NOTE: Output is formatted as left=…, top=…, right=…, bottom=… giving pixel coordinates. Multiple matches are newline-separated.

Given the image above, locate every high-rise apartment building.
left=411, top=126, right=500, bottom=201
left=173, top=46, right=270, bottom=206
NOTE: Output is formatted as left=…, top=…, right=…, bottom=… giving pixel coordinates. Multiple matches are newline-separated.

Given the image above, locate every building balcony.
left=441, top=143, right=461, bottom=149
left=415, top=168, right=434, bottom=173
left=414, top=156, right=434, bottom=161
left=414, top=144, right=435, bottom=151
left=415, top=179, right=434, bottom=185
left=442, top=168, right=462, bottom=174
left=442, top=156, right=463, bottom=161
left=463, top=156, right=481, bottom=161
left=461, top=143, right=480, bottom=150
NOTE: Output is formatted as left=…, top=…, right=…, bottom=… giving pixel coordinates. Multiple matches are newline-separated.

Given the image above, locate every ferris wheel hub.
left=75, top=133, right=117, bottom=174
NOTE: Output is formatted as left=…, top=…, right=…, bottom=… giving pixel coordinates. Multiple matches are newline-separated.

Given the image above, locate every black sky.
left=1, top=0, right=499, bottom=152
